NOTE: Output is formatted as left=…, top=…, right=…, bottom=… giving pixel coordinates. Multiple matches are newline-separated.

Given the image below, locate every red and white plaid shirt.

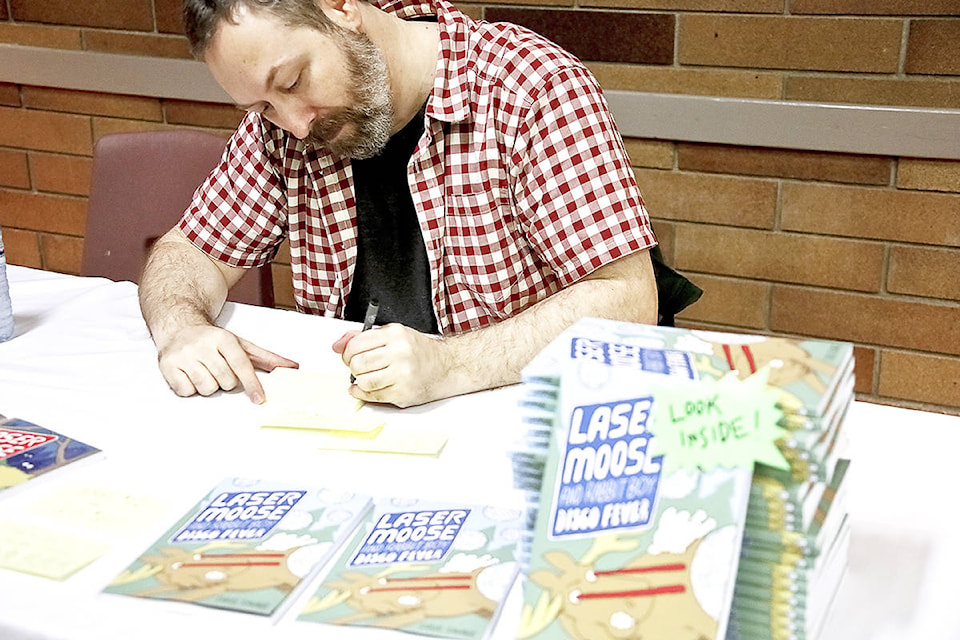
left=180, top=0, right=656, bottom=334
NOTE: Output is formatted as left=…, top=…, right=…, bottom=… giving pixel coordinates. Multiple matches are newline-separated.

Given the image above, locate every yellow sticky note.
left=27, top=485, right=170, bottom=538
left=0, top=520, right=109, bottom=580
left=313, top=426, right=448, bottom=456
left=260, top=369, right=382, bottom=433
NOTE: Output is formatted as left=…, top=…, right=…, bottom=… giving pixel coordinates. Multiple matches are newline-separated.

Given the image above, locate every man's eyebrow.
left=235, top=63, right=283, bottom=111
left=265, top=63, right=280, bottom=93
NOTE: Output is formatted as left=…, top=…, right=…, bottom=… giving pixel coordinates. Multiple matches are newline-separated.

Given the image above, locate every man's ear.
left=317, top=0, right=363, bottom=31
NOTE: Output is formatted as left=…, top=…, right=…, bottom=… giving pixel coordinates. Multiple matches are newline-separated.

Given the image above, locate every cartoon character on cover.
left=307, top=562, right=501, bottom=628
left=520, top=535, right=714, bottom=640
left=674, top=334, right=838, bottom=416
left=112, top=541, right=303, bottom=601
left=712, top=339, right=835, bottom=392
left=520, top=507, right=739, bottom=640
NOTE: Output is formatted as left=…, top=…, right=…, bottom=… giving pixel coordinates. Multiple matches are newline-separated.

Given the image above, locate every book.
left=103, top=477, right=372, bottom=618
left=514, top=321, right=755, bottom=640
left=297, top=497, right=524, bottom=639
left=729, top=460, right=851, bottom=640
left=0, top=414, right=100, bottom=491
left=520, top=319, right=853, bottom=420
left=512, top=318, right=855, bottom=640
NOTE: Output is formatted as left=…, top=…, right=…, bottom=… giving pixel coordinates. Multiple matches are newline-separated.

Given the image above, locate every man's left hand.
left=332, top=324, right=456, bottom=408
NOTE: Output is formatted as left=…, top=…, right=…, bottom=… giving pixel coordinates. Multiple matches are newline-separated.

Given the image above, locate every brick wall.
left=1, top=0, right=958, bottom=413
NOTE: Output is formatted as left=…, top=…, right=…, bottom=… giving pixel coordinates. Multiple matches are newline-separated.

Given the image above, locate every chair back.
left=82, top=130, right=273, bottom=307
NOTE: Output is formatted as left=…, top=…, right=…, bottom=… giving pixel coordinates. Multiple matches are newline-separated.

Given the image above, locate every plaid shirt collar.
left=373, top=0, right=473, bottom=124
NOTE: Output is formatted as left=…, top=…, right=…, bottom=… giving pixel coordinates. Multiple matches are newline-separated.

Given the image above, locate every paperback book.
left=511, top=318, right=854, bottom=640
left=298, top=497, right=524, bottom=639
left=514, top=322, right=755, bottom=640
left=103, top=477, right=372, bottom=618
left=0, top=414, right=100, bottom=492
left=520, top=318, right=853, bottom=421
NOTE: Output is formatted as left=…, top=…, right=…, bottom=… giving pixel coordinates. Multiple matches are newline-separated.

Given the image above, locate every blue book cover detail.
left=349, top=507, right=472, bottom=566
left=299, top=498, right=524, bottom=639
left=104, top=478, right=372, bottom=617
left=0, top=415, right=100, bottom=491
left=550, top=395, right=662, bottom=540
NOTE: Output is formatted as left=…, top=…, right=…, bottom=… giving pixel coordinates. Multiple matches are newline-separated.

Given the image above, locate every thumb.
left=331, top=330, right=361, bottom=354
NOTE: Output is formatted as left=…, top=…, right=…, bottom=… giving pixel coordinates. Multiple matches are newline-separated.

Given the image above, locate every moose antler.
left=517, top=591, right=563, bottom=639
left=301, top=588, right=352, bottom=614
left=580, top=534, right=641, bottom=567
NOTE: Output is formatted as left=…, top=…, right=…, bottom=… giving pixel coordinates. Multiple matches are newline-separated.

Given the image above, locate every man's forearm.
left=434, top=249, right=658, bottom=399
left=138, top=229, right=230, bottom=348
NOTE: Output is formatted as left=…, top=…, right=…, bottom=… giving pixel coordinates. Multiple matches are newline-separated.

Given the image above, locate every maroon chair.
left=82, top=130, right=274, bottom=307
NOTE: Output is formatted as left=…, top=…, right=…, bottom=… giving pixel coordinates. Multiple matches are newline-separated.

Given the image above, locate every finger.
left=161, top=354, right=219, bottom=396
left=220, top=340, right=268, bottom=404
left=351, top=383, right=417, bottom=409
left=349, top=381, right=396, bottom=405
left=349, top=349, right=389, bottom=381
left=352, top=367, right=391, bottom=393
left=341, top=328, right=390, bottom=364
left=331, top=331, right=361, bottom=354
left=185, top=363, right=222, bottom=396
left=205, top=357, right=241, bottom=392
left=239, top=338, right=299, bottom=372
left=162, top=365, right=198, bottom=398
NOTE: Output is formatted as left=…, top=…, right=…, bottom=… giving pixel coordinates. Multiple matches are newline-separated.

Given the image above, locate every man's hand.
left=332, top=324, right=457, bottom=408
left=139, top=228, right=298, bottom=403
left=157, top=324, right=298, bottom=403
left=331, top=249, right=658, bottom=409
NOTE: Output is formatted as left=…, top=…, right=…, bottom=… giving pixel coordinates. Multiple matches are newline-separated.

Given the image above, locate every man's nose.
left=277, top=100, right=314, bottom=139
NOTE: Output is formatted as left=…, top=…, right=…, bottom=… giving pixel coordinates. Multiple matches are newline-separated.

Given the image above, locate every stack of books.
left=727, top=337, right=854, bottom=640
left=510, top=318, right=852, bottom=640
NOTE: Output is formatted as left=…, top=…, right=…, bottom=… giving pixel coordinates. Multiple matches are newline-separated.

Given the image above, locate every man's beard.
left=304, top=28, right=393, bottom=159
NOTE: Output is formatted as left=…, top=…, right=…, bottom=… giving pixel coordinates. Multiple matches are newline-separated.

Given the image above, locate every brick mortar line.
left=3, top=43, right=960, bottom=157
left=679, top=269, right=960, bottom=308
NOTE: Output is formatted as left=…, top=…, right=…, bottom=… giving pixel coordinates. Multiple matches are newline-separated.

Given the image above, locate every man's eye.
left=286, top=74, right=301, bottom=92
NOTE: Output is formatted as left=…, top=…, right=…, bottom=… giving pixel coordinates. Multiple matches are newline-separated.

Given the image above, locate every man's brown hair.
left=183, top=0, right=334, bottom=58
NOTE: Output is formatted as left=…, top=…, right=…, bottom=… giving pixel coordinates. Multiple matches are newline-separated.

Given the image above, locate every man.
left=139, top=0, right=658, bottom=408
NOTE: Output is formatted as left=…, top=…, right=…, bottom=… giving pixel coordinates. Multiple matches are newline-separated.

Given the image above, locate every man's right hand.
left=156, top=324, right=298, bottom=404
left=139, top=228, right=298, bottom=403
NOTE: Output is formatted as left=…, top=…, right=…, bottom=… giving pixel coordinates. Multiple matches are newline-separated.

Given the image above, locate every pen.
left=350, top=298, right=380, bottom=383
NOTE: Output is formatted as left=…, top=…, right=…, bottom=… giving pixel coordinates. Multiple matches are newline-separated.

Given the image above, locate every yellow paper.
left=260, top=369, right=382, bottom=432
left=313, top=426, right=448, bottom=456
left=27, top=485, right=170, bottom=538
left=263, top=407, right=385, bottom=432
left=0, top=520, right=109, bottom=580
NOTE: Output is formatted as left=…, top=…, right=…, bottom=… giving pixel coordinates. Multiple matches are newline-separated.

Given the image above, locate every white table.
left=0, top=266, right=957, bottom=640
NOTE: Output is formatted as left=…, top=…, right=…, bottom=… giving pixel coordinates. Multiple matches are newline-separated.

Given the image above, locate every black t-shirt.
left=342, top=106, right=438, bottom=334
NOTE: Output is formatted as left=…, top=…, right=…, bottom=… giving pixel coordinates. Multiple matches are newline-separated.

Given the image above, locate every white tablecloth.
left=0, top=266, right=958, bottom=639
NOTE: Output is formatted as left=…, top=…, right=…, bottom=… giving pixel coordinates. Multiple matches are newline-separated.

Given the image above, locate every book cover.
left=516, top=356, right=753, bottom=640
left=103, top=478, right=371, bottom=617
left=523, top=318, right=853, bottom=419
left=0, top=414, right=100, bottom=491
left=513, top=318, right=853, bottom=640
left=297, top=497, right=524, bottom=639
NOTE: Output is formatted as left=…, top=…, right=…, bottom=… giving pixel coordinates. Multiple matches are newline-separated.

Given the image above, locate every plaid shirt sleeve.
left=512, top=64, right=656, bottom=286
left=178, top=113, right=288, bottom=269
